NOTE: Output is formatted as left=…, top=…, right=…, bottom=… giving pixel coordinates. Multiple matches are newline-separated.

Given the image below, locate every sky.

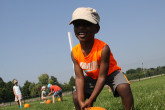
left=0, top=0, right=165, bottom=86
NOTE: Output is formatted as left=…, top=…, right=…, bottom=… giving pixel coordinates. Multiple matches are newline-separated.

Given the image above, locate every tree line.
left=0, top=65, right=165, bottom=103
left=125, top=66, right=165, bottom=80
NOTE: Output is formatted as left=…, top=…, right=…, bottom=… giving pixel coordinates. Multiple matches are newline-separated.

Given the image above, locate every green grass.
left=2, top=75, right=165, bottom=110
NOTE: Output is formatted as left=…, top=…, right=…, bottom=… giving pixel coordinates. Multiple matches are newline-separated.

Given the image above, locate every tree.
left=29, top=82, right=36, bottom=97
left=0, top=77, right=5, bottom=88
left=49, top=76, right=62, bottom=87
left=22, top=80, right=31, bottom=98
left=0, top=88, right=3, bottom=103
left=49, top=76, right=58, bottom=85
left=69, top=76, right=75, bottom=87
left=0, top=78, right=7, bottom=103
left=5, top=81, right=14, bottom=101
left=62, top=83, right=71, bottom=92
left=126, top=69, right=136, bottom=74
left=136, top=68, right=142, bottom=73
left=38, top=73, right=49, bottom=85
left=35, top=83, right=42, bottom=97
left=0, top=78, right=15, bottom=103
left=0, top=88, right=8, bottom=103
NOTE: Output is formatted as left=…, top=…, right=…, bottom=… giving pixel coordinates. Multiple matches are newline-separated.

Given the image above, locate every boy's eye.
left=73, top=20, right=93, bottom=27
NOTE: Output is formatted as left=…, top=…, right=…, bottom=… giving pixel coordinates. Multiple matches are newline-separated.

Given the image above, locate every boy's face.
left=73, top=20, right=99, bottom=42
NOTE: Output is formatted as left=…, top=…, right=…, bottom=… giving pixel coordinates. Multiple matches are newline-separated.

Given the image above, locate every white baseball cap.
left=13, top=79, right=18, bottom=84
left=69, top=7, right=100, bottom=25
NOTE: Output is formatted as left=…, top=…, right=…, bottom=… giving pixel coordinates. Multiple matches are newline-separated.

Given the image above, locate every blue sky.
left=0, top=0, right=165, bottom=86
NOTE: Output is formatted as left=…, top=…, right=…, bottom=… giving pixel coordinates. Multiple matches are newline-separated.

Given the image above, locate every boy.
left=47, top=84, right=63, bottom=103
left=69, top=7, right=134, bottom=110
left=13, top=79, right=23, bottom=108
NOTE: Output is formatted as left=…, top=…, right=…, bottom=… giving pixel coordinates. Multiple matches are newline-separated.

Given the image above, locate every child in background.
left=40, top=86, right=47, bottom=103
left=69, top=7, right=134, bottom=110
left=13, top=79, right=23, bottom=108
left=108, top=86, right=112, bottom=92
left=48, top=84, right=63, bottom=103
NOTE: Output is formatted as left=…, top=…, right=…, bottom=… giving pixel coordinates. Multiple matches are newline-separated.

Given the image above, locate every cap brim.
left=69, top=17, right=97, bottom=25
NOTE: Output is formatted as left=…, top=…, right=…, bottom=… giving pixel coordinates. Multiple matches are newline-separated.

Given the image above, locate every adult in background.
left=47, top=84, right=63, bottom=103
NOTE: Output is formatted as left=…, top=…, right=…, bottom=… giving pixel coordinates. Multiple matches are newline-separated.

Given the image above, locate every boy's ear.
left=95, top=24, right=100, bottom=34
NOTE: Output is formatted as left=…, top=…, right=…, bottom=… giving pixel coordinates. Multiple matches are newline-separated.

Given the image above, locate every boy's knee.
left=73, top=91, right=78, bottom=101
left=117, top=83, right=132, bottom=96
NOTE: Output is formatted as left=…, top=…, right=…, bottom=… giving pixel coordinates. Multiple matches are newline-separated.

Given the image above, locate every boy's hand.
left=79, top=101, right=85, bottom=110
left=82, top=99, right=93, bottom=110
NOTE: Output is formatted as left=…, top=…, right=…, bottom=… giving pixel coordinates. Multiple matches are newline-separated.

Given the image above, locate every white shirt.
left=13, top=85, right=21, bottom=95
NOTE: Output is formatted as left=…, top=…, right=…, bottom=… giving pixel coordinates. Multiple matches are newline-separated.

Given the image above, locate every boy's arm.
left=83, top=45, right=110, bottom=108
left=48, top=89, right=53, bottom=95
left=71, top=52, right=85, bottom=107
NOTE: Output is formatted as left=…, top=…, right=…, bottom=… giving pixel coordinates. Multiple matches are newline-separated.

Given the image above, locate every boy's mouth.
left=78, top=32, right=86, bottom=38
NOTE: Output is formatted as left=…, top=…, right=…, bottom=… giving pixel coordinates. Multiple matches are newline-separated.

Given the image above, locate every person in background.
left=13, top=79, right=23, bottom=108
left=47, top=84, right=63, bottom=103
left=40, top=86, right=47, bottom=103
left=69, top=7, right=134, bottom=110
left=108, top=86, right=112, bottom=92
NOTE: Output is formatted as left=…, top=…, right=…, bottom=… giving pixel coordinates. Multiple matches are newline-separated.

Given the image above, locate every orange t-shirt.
left=72, top=38, right=121, bottom=80
left=50, top=85, right=61, bottom=92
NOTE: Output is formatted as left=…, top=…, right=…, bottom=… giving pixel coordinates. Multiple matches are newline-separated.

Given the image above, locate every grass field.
left=1, top=75, right=165, bottom=110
